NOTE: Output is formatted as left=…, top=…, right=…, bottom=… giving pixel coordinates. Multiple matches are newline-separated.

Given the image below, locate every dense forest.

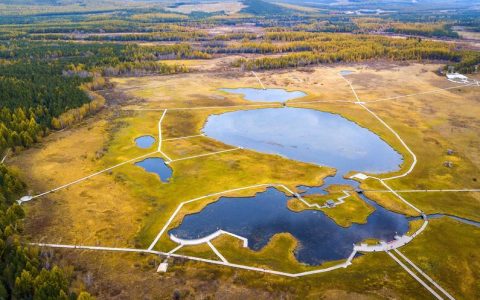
left=0, top=38, right=195, bottom=300
left=0, top=12, right=478, bottom=154
left=0, top=41, right=190, bottom=153
left=0, top=165, right=93, bottom=299
left=386, top=22, right=459, bottom=38
left=226, top=34, right=477, bottom=72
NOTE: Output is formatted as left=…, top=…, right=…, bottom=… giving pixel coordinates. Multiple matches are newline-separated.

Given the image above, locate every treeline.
left=448, top=51, right=480, bottom=74
left=212, top=37, right=455, bottom=55
left=123, top=44, right=211, bottom=60
left=0, top=107, right=45, bottom=150
left=0, top=40, right=208, bottom=65
left=231, top=34, right=464, bottom=70
left=0, top=60, right=95, bottom=151
left=101, top=61, right=188, bottom=76
left=386, top=22, right=459, bottom=38
left=0, top=33, right=201, bottom=300
left=0, top=165, right=93, bottom=299
left=32, top=31, right=209, bottom=42
left=293, top=21, right=358, bottom=33
left=221, top=32, right=459, bottom=55
left=0, top=62, right=92, bottom=116
left=0, top=41, right=190, bottom=152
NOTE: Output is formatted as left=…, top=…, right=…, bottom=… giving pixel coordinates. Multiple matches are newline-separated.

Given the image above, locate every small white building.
left=446, top=73, right=469, bottom=83
left=157, top=262, right=168, bottom=273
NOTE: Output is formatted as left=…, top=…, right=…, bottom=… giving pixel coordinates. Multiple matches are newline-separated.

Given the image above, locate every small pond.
left=203, top=107, right=403, bottom=174
left=220, top=88, right=307, bottom=102
left=169, top=187, right=410, bottom=265
left=135, top=135, right=156, bottom=149
left=135, top=157, right=172, bottom=182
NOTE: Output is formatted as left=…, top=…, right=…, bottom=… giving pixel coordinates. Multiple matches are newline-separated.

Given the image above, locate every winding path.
left=341, top=73, right=458, bottom=299
left=20, top=70, right=477, bottom=297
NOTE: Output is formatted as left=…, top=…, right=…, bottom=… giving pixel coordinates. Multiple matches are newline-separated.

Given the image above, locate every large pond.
left=220, top=88, right=307, bottom=102
left=135, top=135, right=156, bottom=149
left=203, top=107, right=403, bottom=174
left=135, top=157, right=172, bottom=182
left=169, top=187, right=410, bottom=265
left=171, top=107, right=407, bottom=265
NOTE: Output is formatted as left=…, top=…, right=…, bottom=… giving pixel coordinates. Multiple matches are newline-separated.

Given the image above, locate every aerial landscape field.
left=0, top=0, right=479, bottom=299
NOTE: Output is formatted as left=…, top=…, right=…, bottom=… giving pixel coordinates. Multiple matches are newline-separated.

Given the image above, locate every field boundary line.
left=158, top=109, right=167, bottom=151
left=252, top=71, right=266, bottom=89
left=207, top=241, right=229, bottom=263
left=30, top=242, right=354, bottom=277
left=366, top=82, right=477, bottom=103
left=164, top=134, right=205, bottom=141
left=1, top=149, right=10, bottom=164
left=340, top=74, right=361, bottom=103
left=167, top=148, right=241, bottom=164
left=358, top=103, right=417, bottom=180
left=124, top=103, right=280, bottom=111
left=394, top=249, right=455, bottom=300
left=387, top=251, right=443, bottom=299
left=22, top=151, right=158, bottom=202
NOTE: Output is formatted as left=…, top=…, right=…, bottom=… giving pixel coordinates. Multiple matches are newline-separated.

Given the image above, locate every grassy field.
left=52, top=217, right=476, bottom=299
left=289, top=64, right=479, bottom=221
left=287, top=185, right=376, bottom=227
left=9, top=61, right=480, bottom=297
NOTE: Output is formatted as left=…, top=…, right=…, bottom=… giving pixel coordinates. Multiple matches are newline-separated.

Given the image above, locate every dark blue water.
left=175, top=107, right=407, bottom=265
left=203, top=107, right=403, bottom=174
left=169, top=187, right=410, bottom=265
left=135, top=135, right=156, bottom=149
left=135, top=157, right=172, bottom=182
left=220, top=88, right=307, bottom=103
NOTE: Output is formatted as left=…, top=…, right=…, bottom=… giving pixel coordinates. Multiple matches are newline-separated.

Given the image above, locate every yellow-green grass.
left=361, top=178, right=420, bottom=216
left=8, top=114, right=150, bottom=247
left=211, top=233, right=333, bottom=273
left=163, top=136, right=235, bottom=160
left=111, top=72, right=268, bottom=109
left=363, top=90, right=480, bottom=220
left=57, top=239, right=437, bottom=299
left=111, top=66, right=359, bottom=110
left=9, top=63, right=480, bottom=296
left=10, top=98, right=333, bottom=253
left=287, top=184, right=376, bottom=226
left=175, top=244, right=219, bottom=261
left=52, top=218, right=480, bottom=299
left=287, top=64, right=480, bottom=221
left=406, top=219, right=425, bottom=235
left=105, top=107, right=334, bottom=249
left=288, top=192, right=375, bottom=227
left=399, top=218, right=480, bottom=299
